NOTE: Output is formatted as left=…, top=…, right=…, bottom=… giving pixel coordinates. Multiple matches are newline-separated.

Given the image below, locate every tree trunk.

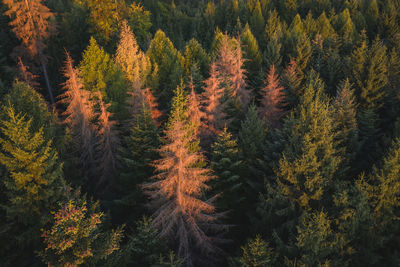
left=40, top=59, right=55, bottom=105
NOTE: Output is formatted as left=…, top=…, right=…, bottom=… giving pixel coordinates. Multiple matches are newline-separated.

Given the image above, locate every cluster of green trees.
left=0, top=0, right=400, bottom=266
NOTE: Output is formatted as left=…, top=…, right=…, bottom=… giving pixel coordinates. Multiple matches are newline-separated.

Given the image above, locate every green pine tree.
left=277, top=73, right=341, bottom=211
left=114, top=103, right=160, bottom=225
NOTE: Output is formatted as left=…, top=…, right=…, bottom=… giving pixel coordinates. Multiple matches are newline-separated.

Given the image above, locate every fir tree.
left=259, top=65, right=286, bottom=127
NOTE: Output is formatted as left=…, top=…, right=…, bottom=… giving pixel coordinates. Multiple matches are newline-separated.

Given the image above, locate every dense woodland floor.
left=1, top=0, right=400, bottom=266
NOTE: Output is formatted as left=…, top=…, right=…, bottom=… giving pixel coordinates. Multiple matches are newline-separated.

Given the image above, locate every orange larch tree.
left=259, top=65, right=286, bottom=127
left=16, top=56, right=39, bottom=89
left=201, top=63, right=226, bottom=136
left=3, top=0, right=56, bottom=103
left=59, top=52, right=96, bottom=168
left=143, top=87, right=225, bottom=266
left=94, top=92, right=120, bottom=189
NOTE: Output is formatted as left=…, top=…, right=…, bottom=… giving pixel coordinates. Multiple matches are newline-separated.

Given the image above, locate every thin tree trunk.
left=41, top=59, right=55, bottom=105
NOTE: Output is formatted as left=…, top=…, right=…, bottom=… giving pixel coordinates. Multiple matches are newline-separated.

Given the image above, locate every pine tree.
left=115, top=20, right=151, bottom=90
left=146, top=29, right=184, bottom=109
left=1, top=81, right=65, bottom=152
left=357, top=137, right=400, bottom=265
left=0, top=104, right=65, bottom=220
left=259, top=65, right=286, bottom=127
left=281, top=58, right=302, bottom=108
left=3, top=0, right=56, bottom=103
left=241, top=24, right=262, bottom=88
left=316, top=12, right=335, bottom=39
left=60, top=52, right=96, bottom=169
left=238, top=104, right=266, bottom=225
left=295, top=33, right=312, bottom=81
left=332, top=79, right=359, bottom=177
left=143, top=89, right=224, bottom=266
left=40, top=195, right=124, bottom=266
left=277, top=74, right=341, bottom=211
left=115, top=102, right=160, bottom=225
left=0, top=104, right=66, bottom=265
left=80, top=37, right=128, bottom=119
left=210, top=127, right=243, bottom=215
left=183, top=38, right=210, bottom=80
left=240, top=236, right=275, bottom=267
left=361, top=37, right=389, bottom=110
left=296, top=210, right=347, bottom=266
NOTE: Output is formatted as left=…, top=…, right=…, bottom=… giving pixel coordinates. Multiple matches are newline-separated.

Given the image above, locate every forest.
left=0, top=0, right=400, bottom=266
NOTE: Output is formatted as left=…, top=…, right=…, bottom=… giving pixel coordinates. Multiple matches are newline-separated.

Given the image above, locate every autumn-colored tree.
left=215, top=34, right=251, bottom=108
left=115, top=20, right=151, bottom=91
left=143, top=88, right=162, bottom=126
left=143, top=88, right=224, bottom=265
left=201, top=63, right=226, bottom=136
left=16, top=57, right=39, bottom=89
left=40, top=194, right=124, bottom=266
left=59, top=52, right=96, bottom=169
left=94, top=93, right=120, bottom=189
left=187, top=78, right=205, bottom=132
left=230, top=37, right=251, bottom=108
left=282, top=58, right=302, bottom=108
left=3, top=0, right=56, bottom=103
left=259, top=65, right=286, bottom=127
